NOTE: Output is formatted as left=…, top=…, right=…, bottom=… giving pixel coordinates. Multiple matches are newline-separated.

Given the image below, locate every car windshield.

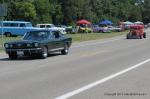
left=23, top=31, right=50, bottom=41
left=26, top=23, right=33, bottom=27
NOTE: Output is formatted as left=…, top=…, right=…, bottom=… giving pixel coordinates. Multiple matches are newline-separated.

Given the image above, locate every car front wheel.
left=143, top=32, right=146, bottom=38
left=8, top=54, right=17, bottom=59
left=61, top=44, right=69, bottom=55
left=126, top=33, right=130, bottom=39
left=39, top=47, right=48, bottom=59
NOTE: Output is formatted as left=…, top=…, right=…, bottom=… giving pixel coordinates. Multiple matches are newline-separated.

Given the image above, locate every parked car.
left=71, top=26, right=79, bottom=33
left=78, top=24, right=93, bottom=33
left=92, top=25, right=102, bottom=33
left=0, top=21, right=41, bottom=37
left=36, top=24, right=66, bottom=34
left=99, top=27, right=111, bottom=33
left=56, top=25, right=75, bottom=33
left=4, top=29, right=72, bottom=59
left=56, top=25, right=67, bottom=28
left=65, top=26, right=73, bottom=33
left=64, top=26, right=78, bottom=34
left=108, top=26, right=122, bottom=32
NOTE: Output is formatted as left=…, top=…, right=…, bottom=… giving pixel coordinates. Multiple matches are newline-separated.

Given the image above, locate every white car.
left=36, top=24, right=67, bottom=34
left=108, top=26, right=122, bottom=32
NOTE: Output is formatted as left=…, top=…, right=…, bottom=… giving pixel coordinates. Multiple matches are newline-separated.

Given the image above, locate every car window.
left=20, top=23, right=26, bottom=27
left=10, top=23, right=18, bottom=27
left=23, top=31, right=50, bottom=41
left=26, top=23, right=33, bottom=27
left=46, top=25, right=51, bottom=28
left=3, top=23, right=11, bottom=27
left=52, top=31, right=61, bottom=39
left=40, top=25, right=46, bottom=28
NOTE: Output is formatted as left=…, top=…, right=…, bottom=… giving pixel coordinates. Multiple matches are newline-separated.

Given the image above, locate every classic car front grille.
left=12, top=43, right=32, bottom=49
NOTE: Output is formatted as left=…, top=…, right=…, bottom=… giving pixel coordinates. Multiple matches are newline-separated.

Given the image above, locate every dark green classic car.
left=4, top=30, right=72, bottom=59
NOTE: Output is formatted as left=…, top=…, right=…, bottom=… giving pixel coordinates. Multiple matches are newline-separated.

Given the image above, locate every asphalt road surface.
left=0, top=28, right=150, bottom=99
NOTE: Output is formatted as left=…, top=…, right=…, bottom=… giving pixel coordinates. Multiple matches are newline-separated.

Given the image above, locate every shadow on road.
left=0, top=53, right=61, bottom=61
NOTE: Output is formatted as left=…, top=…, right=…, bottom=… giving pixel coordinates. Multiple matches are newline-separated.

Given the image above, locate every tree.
left=16, top=2, right=36, bottom=21
left=34, top=0, right=51, bottom=23
left=142, top=0, right=150, bottom=23
left=5, top=1, right=36, bottom=22
left=0, top=0, right=150, bottom=25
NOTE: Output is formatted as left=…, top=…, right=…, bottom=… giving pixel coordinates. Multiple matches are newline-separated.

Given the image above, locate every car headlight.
left=34, top=43, right=39, bottom=47
left=4, top=44, right=9, bottom=48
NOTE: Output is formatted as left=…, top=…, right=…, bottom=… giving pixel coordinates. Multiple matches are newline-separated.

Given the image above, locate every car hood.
left=5, top=40, right=40, bottom=44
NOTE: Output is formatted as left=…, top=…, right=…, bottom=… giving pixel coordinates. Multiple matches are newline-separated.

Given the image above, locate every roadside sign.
left=0, top=3, right=7, bottom=17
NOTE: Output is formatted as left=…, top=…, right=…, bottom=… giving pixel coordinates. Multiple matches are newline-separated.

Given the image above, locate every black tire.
left=126, top=34, right=130, bottom=39
left=8, top=54, right=17, bottom=59
left=139, top=35, right=142, bottom=39
left=5, top=32, right=12, bottom=37
left=61, top=44, right=69, bottom=55
left=39, top=47, right=48, bottom=59
left=143, top=32, right=146, bottom=38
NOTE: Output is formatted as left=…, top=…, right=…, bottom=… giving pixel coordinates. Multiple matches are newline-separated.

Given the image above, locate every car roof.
left=29, top=29, right=60, bottom=33
left=36, top=24, right=54, bottom=25
left=130, top=25, right=144, bottom=29
left=0, top=21, right=31, bottom=23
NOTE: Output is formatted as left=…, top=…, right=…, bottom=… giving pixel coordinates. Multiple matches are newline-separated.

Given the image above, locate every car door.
left=51, top=30, right=64, bottom=51
left=18, top=23, right=28, bottom=36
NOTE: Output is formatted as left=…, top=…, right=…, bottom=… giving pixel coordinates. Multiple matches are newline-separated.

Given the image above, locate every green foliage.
left=15, top=2, right=36, bottom=21
left=142, top=0, right=150, bottom=23
left=34, top=0, right=51, bottom=24
left=0, top=0, right=149, bottom=24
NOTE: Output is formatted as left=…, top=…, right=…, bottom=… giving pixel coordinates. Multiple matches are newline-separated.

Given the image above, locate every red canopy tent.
left=77, top=19, right=91, bottom=25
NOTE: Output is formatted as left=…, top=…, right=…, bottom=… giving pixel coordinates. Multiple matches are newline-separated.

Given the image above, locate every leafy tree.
left=34, top=0, right=51, bottom=23
left=142, top=0, right=150, bottom=23
left=0, top=0, right=150, bottom=25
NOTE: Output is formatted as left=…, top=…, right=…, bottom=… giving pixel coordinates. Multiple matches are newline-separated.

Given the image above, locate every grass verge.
left=67, top=31, right=128, bottom=42
left=0, top=36, right=21, bottom=52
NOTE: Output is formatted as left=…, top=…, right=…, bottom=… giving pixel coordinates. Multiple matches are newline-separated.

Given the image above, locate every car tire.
left=126, top=34, right=130, bottom=39
left=139, top=35, right=142, bottom=39
left=39, top=47, right=48, bottom=59
left=143, top=32, right=146, bottom=38
left=61, top=44, right=69, bottom=55
left=8, top=54, right=17, bottom=59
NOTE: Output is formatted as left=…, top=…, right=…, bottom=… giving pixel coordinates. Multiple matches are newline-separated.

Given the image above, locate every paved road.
left=0, top=28, right=150, bottom=99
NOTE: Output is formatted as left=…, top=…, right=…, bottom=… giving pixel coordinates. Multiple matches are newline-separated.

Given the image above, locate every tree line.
left=0, top=0, right=150, bottom=25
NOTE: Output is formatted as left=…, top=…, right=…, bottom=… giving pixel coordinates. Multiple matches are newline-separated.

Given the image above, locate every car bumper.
left=5, top=48, right=43, bottom=56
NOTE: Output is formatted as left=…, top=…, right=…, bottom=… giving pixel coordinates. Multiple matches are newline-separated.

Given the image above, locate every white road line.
left=71, top=38, right=121, bottom=49
left=55, top=58, right=150, bottom=99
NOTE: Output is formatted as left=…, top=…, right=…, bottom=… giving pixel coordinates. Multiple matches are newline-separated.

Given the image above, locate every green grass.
left=0, top=31, right=128, bottom=52
left=67, top=31, right=128, bottom=42
left=0, top=36, right=21, bottom=52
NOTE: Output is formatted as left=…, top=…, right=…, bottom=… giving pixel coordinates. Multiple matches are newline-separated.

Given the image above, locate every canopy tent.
left=134, top=21, right=143, bottom=25
left=77, top=19, right=91, bottom=25
left=99, top=20, right=113, bottom=25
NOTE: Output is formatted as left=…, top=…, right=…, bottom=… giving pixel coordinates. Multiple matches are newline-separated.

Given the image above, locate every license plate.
left=17, top=51, right=24, bottom=56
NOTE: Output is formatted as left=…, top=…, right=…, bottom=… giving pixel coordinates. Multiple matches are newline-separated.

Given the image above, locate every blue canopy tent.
left=99, top=20, right=113, bottom=25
